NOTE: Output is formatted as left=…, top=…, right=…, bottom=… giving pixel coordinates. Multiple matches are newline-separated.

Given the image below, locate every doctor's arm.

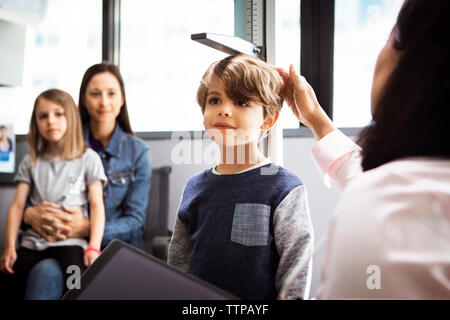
left=277, top=65, right=363, bottom=191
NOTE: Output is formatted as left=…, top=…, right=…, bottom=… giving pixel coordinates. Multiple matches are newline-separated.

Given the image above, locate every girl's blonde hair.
left=196, top=54, right=284, bottom=118
left=29, top=89, right=86, bottom=163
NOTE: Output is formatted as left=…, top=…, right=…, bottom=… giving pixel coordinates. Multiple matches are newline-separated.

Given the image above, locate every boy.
left=168, top=54, right=313, bottom=300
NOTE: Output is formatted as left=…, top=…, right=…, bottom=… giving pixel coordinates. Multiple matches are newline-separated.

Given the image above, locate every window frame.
left=300, top=0, right=335, bottom=122
left=102, top=0, right=120, bottom=64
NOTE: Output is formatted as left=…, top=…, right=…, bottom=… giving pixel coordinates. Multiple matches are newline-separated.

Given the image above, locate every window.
left=0, top=0, right=102, bottom=134
left=333, top=0, right=404, bottom=127
left=120, top=0, right=234, bottom=132
left=121, top=0, right=302, bottom=132
left=274, top=0, right=301, bottom=129
left=1, top=1, right=405, bottom=135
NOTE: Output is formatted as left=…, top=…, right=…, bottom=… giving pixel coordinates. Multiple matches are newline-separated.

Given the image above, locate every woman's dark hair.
left=358, top=0, right=450, bottom=171
left=78, top=62, right=135, bottom=136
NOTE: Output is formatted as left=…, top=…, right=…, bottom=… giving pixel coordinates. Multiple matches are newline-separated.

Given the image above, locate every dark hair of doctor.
left=358, top=0, right=450, bottom=170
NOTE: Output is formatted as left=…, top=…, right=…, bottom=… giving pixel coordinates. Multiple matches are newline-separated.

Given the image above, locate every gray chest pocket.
left=231, top=203, right=271, bottom=246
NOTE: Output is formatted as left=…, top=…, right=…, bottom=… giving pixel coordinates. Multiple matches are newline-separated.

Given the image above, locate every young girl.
left=0, top=89, right=107, bottom=299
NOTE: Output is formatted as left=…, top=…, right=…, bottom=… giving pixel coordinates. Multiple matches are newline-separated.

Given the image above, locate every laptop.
left=62, top=239, right=237, bottom=300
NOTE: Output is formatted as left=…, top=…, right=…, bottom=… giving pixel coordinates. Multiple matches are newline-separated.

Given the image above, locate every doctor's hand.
left=276, top=65, right=336, bottom=140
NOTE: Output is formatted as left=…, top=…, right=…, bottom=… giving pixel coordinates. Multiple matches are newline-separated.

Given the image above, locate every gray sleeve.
left=274, top=185, right=314, bottom=300
left=167, top=217, right=192, bottom=272
left=84, top=148, right=107, bottom=187
left=13, top=154, right=31, bottom=185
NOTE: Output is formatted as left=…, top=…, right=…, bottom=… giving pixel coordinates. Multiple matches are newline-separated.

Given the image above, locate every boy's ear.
left=261, top=111, right=280, bottom=131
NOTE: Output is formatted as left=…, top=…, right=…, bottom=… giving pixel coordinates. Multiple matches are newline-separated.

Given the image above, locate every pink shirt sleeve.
left=311, top=130, right=363, bottom=191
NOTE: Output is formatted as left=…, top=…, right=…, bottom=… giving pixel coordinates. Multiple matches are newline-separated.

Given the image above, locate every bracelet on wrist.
left=84, top=247, right=101, bottom=255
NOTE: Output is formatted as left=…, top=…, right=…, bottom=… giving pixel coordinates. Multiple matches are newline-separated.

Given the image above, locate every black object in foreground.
left=62, top=239, right=238, bottom=300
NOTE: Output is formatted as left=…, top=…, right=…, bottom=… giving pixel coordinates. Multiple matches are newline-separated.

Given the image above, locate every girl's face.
left=202, top=74, right=276, bottom=148
left=36, top=98, right=67, bottom=143
left=84, top=72, right=124, bottom=125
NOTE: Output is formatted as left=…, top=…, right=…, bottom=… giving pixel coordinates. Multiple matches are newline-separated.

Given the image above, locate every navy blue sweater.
left=177, top=163, right=303, bottom=299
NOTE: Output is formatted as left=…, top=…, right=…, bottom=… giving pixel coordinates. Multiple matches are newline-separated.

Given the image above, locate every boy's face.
left=202, top=74, right=274, bottom=147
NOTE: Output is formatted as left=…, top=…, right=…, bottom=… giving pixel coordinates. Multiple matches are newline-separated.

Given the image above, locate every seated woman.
left=22, top=63, right=152, bottom=299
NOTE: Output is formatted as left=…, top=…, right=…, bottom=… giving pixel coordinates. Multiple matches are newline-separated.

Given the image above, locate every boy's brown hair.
left=197, top=54, right=284, bottom=118
left=29, top=89, right=86, bottom=163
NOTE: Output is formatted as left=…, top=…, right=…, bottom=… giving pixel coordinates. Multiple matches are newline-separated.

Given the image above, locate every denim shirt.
left=83, top=124, right=152, bottom=250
